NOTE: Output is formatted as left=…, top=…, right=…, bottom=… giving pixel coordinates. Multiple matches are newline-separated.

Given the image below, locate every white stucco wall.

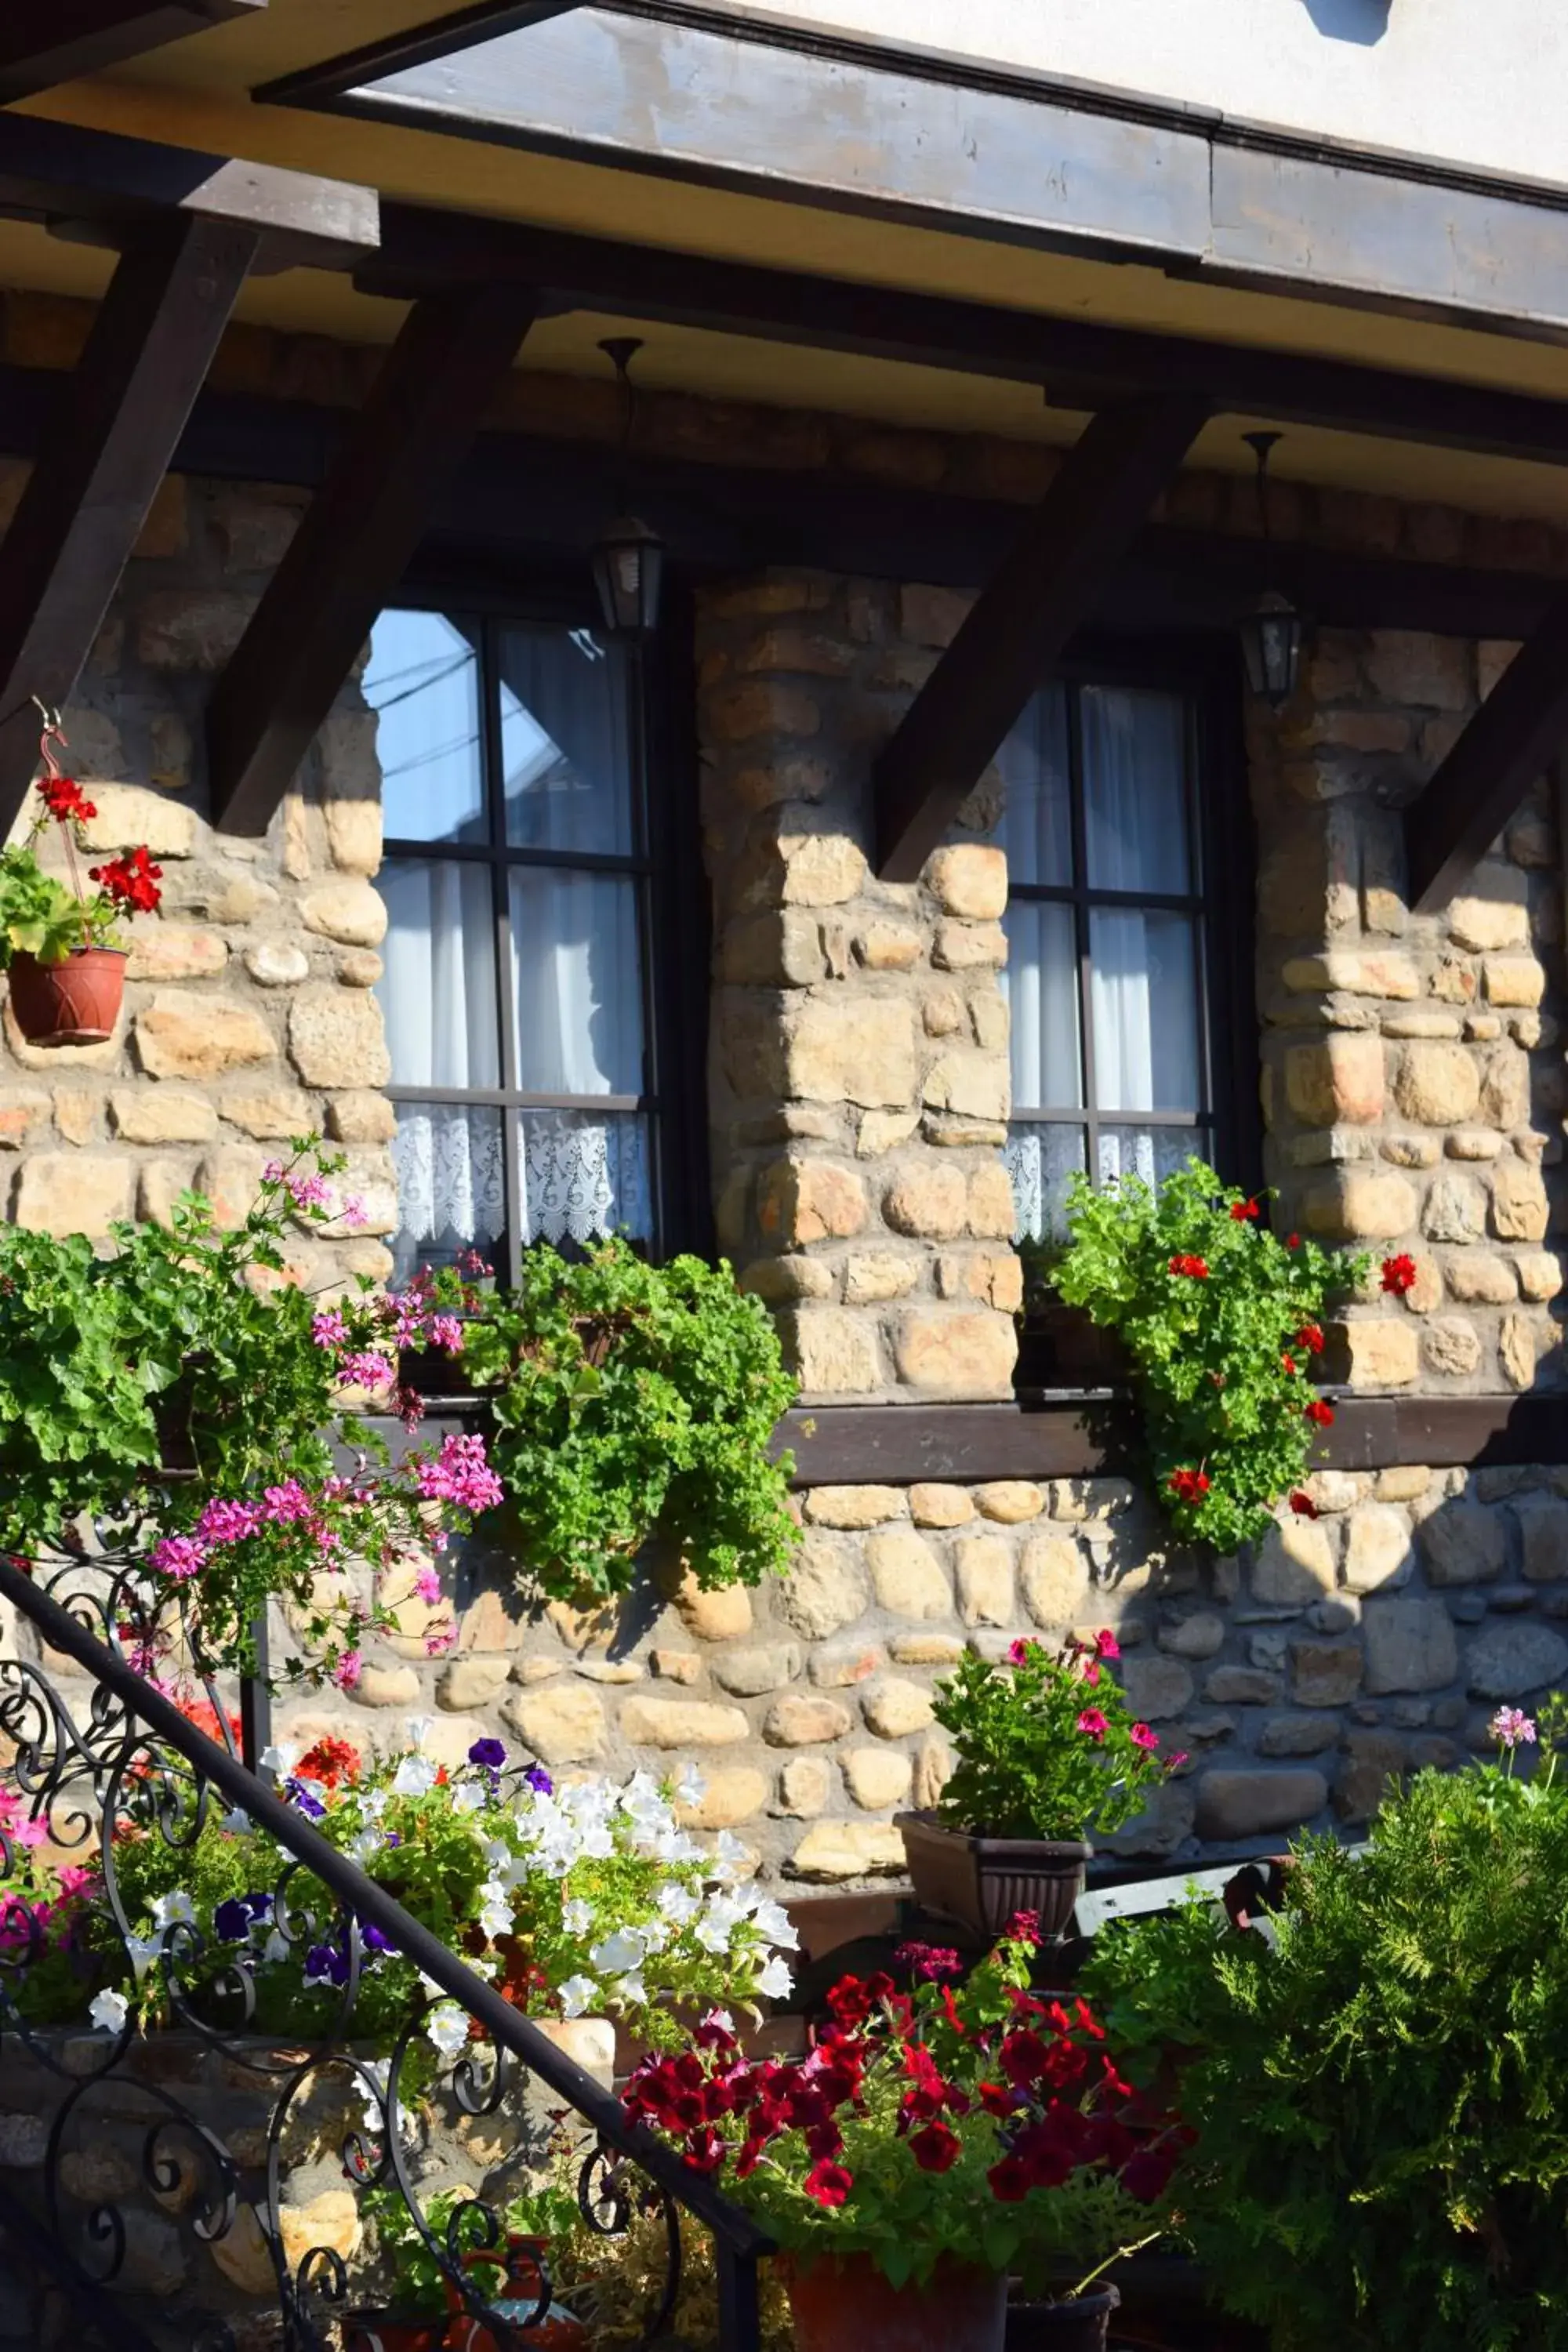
left=724, top=0, right=1568, bottom=193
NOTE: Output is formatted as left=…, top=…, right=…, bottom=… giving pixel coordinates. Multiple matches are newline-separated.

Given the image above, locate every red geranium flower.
left=1230, top=1198, right=1260, bottom=1221
left=1167, top=1467, right=1210, bottom=1503
left=89, top=843, right=162, bottom=914
left=803, top=2159, right=854, bottom=2207
left=1281, top=1352, right=1298, bottom=1376
left=36, top=775, right=96, bottom=825
left=296, top=1733, right=361, bottom=1788
left=1288, top=1490, right=1319, bottom=1518
left=1296, top=1323, right=1324, bottom=1355
left=1305, top=1399, right=1334, bottom=1426
left=1381, top=1254, right=1417, bottom=1296
left=1285, top=1232, right=1301, bottom=1250
left=1129, top=1723, right=1160, bottom=1752
left=1167, top=1254, right=1210, bottom=1279
left=1076, top=1708, right=1109, bottom=1744
left=1094, top=1629, right=1120, bottom=1661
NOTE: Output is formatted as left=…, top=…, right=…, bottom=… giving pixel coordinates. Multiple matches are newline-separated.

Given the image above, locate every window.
left=367, top=606, right=688, bottom=1285
left=998, top=662, right=1248, bottom=1240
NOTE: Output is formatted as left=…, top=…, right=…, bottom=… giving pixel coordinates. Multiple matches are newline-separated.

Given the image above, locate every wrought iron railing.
left=0, top=1550, right=772, bottom=2352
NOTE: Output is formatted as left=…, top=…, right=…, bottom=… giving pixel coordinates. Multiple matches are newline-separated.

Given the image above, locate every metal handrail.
left=0, top=1551, right=773, bottom=2332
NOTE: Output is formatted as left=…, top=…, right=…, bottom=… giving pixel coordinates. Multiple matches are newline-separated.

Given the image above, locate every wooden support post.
left=0, top=212, right=259, bottom=833
left=206, top=284, right=539, bottom=836
left=873, top=397, right=1209, bottom=881
left=1407, top=601, right=1568, bottom=910
left=0, top=0, right=263, bottom=100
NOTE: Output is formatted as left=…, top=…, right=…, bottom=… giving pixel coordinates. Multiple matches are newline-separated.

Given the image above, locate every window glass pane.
left=521, top=1110, right=651, bottom=1245
left=509, top=869, right=643, bottom=1096
left=1088, top=909, right=1200, bottom=1113
left=379, top=859, right=500, bottom=1088
left=1081, top=686, right=1192, bottom=895
left=994, top=684, right=1072, bottom=887
left=500, top=625, right=633, bottom=854
left=1004, top=1124, right=1086, bottom=1243
left=1004, top=900, right=1083, bottom=1111
left=389, top=1101, right=506, bottom=1284
left=1098, top=1126, right=1207, bottom=1195
left=366, top=610, right=485, bottom=845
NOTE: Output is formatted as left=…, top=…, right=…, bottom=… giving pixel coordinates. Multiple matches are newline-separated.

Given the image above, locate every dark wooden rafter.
left=873, top=397, right=1210, bottom=880
left=0, top=0, right=263, bottom=100
left=1406, top=612, right=1568, bottom=909
left=0, top=213, right=260, bottom=832
left=206, top=285, right=540, bottom=835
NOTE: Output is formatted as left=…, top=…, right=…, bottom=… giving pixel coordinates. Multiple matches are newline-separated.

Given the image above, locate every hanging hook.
left=1242, top=429, right=1283, bottom=550
left=31, top=694, right=67, bottom=782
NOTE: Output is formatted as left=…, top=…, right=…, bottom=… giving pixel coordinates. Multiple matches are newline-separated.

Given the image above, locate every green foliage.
left=1079, top=1713, right=1568, bottom=2352
left=1051, top=1157, right=1367, bottom=1550
left=363, top=2176, right=586, bottom=2320
left=932, top=1633, right=1175, bottom=1839
left=463, top=1238, right=798, bottom=1599
left=0, top=844, right=115, bottom=964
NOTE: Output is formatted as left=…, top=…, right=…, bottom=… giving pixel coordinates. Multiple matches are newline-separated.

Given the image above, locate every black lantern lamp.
left=1239, top=430, right=1305, bottom=707
left=591, top=337, right=666, bottom=640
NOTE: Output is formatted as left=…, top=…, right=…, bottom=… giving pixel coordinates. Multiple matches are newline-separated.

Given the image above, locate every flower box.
left=894, top=1811, right=1091, bottom=1942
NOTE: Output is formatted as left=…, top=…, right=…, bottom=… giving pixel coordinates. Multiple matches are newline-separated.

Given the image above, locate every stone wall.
left=0, top=468, right=393, bottom=1287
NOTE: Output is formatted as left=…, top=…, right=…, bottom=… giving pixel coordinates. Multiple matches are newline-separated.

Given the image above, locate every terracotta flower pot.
left=7, top=946, right=125, bottom=1045
left=445, top=2235, right=588, bottom=2352
left=1006, top=2287, right=1120, bottom=2352
left=341, top=2317, right=447, bottom=2352
left=895, top=1811, right=1091, bottom=1941
left=782, top=2251, right=1007, bottom=2352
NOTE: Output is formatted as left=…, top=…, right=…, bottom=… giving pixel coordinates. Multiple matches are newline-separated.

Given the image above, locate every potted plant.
left=0, top=720, right=164, bottom=1044
left=1049, top=1158, right=1377, bottom=1552
left=896, top=1634, right=1181, bottom=1940
left=1077, top=1701, right=1568, bottom=2352
left=622, top=1922, right=1181, bottom=2352
left=357, top=2183, right=589, bottom=2352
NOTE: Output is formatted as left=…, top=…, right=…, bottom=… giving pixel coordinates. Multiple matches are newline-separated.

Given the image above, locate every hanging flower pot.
left=7, top=945, right=125, bottom=1046
left=782, top=2252, right=1008, bottom=2352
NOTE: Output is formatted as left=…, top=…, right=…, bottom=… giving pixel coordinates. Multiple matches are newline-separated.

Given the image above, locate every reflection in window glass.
left=501, top=625, right=633, bottom=855
left=365, top=611, right=485, bottom=845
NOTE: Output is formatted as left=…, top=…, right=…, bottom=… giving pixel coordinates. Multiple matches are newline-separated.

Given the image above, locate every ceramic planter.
left=782, top=2252, right=1007, bottom=2352
left=7, top=946, right=125, bottom=1045
left=445, top=2236, right=588, bottom=2352
left=895, top=1811, right=1091, bottom=1941
left=341, top=2318, right=447, bottom=2352
left=1005, top=2287, right=1120, bottom=2352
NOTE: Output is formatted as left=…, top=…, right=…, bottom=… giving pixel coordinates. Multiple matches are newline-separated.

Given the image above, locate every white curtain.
left=993, top=685, right=1071, bottom=886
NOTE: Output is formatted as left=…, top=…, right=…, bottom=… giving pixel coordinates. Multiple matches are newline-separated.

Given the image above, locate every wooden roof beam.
left=874, top=397, right=1210, bottom=881
left=0, top=110, right=378, bottom=272
left=207, top=285, right=539, bottom=836
left=0, top=213, right=259, bottom=833
left=0, top=0, right=264, bottom=100
left=1406, top=619, right=1568, bottom=911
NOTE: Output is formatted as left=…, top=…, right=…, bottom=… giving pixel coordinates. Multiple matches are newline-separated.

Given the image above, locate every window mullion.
left=481, top=615, right=526, bottom=1279
left=1065, top=684, right=1099, bottom=1189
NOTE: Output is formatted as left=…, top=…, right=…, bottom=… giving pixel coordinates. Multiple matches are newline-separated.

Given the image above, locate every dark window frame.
left=376, top=577, right=710, bottom=1287
left=1007, top=631, right=1259, bottom=1221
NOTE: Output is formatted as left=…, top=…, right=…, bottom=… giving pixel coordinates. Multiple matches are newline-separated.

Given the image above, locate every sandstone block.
left=855, top=1110, right=920, bottom=1157
left=884, top=1163, right=967, bottom=1239
left=932, top=920, right=1009, bottom=971
left=1443, top=1253, right=1517, bottom=1304
left=1421, top=1172, right=1485, bottom=1244
left=803, top=1486, right=905, bottom=1530
left=13, top=1154, right=132, bottom=1237
left=757, top=1157, right=867, bottom=1245
left=866, top=1529, right=952, bottom=1621
left=245, top=941, right=310, bottom=988
left=1448, top=895, right=1529, bottom=951
left=1421, top=1317, right=1483, bottom=1377
left=125, top=926, right=227, bottom=982
left=217, top=1087, right=317, bottom=1141
left=622, top=1697, right=750, bottom=1748
left=1258, top=1713, right=1341, bottom=1757
left=1334, top=1732, right=1408, bottom=1822
left=909, top=1483, right=975, bottom=1527
left=652, top=1649, right=701, bottom=1683
left=1484, top=956, right=1547, bottom=1007
left=954, top=1534, right=1015, bottom=1627
left=1419, top=1501, right=1505, bottom=1585
left=1194, top=1769, right=1327, bottom=1840
left=843, top=1746, right=914, bottom=1809
left=1490, top=1160, right=1549, bottom=1241
left=779, top=1536, right=869, bottom=1640
left=0, top=1088, right=48, bottom=1149
left=781, top=996, right=916, bottom=1109
left=677, top=1767, right=769, bottom=1830
left=777, top=1307, right=883, bottom=1394
left=136, top=993, right=275, bottom=1081
left=1392, top=1044, right=1479, bottom=1126
left=1342, top=1504, right=1414, bottom=1593
left=1285, top=1035, right=1384, bottom=1126
left=1289, top=1639, right=1365, bottom=1707
left=776, top=825, right=864, bottom=908
left=741, top=1255, right=835, bottom=1303
left=810, top=1641, right=884, bottom=1687
left=1478, top=1045, right=1530, bottom=1128
left=1120, top=1657, right=1193, bottom=1720
left=77, top=784, right=195, bottom=858
left=1511, top=1493, right=1568, bottom=1581
left=967, top=1163, right=1017, bottom=1240
left=1158, top=1611, right=1225, bottom=1660
left=1501, top=1311, right=1538, bottom=1390
left=1363, top=1595, right=1459, bottom=1693
left=1376, top=1466, right=1433, bottom=1504
left=922, top=1051, right=1009, bottom=1123
left=287, top=985, right=390, bottom=1088
left=1205, top=1666, right=1283, bottom=1704
left=857, top=920, right=923, bottom=971
left=1252, top=1519, right=1337, bottom=1606
left=776, top=1758, right=831, bottom=1817
left=1098, top=1780, right=1197, bottom=1859
left=713, top=1643, right=802, bottom=1697
left=1281, top=950, right=1418, bottom=999
left=327, top=1090, right=399, bottom=1145
left=842, top=1252, right=921, bottom=1303
left=927, top=844, right=1007, bottom=920
left=109, top=1087, right=216, bottom=1144
left=892, top=1309, right=1016, bottom=1395
left=889, top=1635, right=965, bottom=1665
left=1515, top=1250, right=1563, bottom=1301
left=348, top=1663, right=421, bottom=1708
left=1338, top=1318, right=1419, bottom=1389
left=723, top=909, right=826, bottom=988
left=789, top=1820, right=906, bottom=1879
left=1019, top=1533, right=1091, bottom=1628
left=1466, top=1621, right=1568, bottom=1699
left=974, top=1480, right=1044, bottom=1525
left=194, top=1149, right=270, bottom=1231
left=1304, top=1170, right=1417, bottom=1242
left=501, top=1684, right=607, bottom=1763
left=458, top=1589, right=525, bottom=1653
left=863, top=1678, right=935, bottom=1737
left=673, top=1574, right=753, bottom=1641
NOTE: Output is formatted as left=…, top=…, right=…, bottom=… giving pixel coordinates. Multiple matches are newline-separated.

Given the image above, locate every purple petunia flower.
left=359, top=1921, right=396, bottom=1958
left=303, top=1942, right=350, bottom=1987
left=284, top=1777, right=326, bottom=1821
left=213, top=1898, right=252, bottom=1942
left=524, top=1764, right=554, bottom=1796
left=468, top=1738, right=506, bottom=1771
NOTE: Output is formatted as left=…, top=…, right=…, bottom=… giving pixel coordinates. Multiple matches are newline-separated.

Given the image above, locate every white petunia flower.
left=705, top=2008, right=735, bottom=2035
left=590, top=1928, right=648, bottom=1976
left=614, top=1970, right=648, bottom=2006
left=713, top=1831, right=750, bottom=1879
left=425, top=2002, right=470, bottom=2060
left=151, top=1893, right=196, bottom=1930
left=391, top=1755, right=437, bottom=1798
left=350, top=1824, right=386, bottom=1864
left=407, top=1716, right=434, bottom=1751
left=557, top=1974, right=600, bottom=2018
left=262, top=1929, right=289, bottom=1965
left=657, top=1884, right=700, bottom=1928
left=452, top=1782, right=484, bottom=1815
left=561, top=1898, right=593, bottom=1935
left=125, top=1934, right=162, bottom=1984
left=652, top=1828, right=702, bottom=1866
left=260, top=1744, right=297, bottom=1779
left=89, top=1989, right=129, bottom=2034
left=756, top=1955, right=794, bottom=2000
left=674, top=1765, right=706, bottom=1806
left=749, top=1896, right=800, bottom=1951
left=695, top=1893, right=747, bottom=1955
